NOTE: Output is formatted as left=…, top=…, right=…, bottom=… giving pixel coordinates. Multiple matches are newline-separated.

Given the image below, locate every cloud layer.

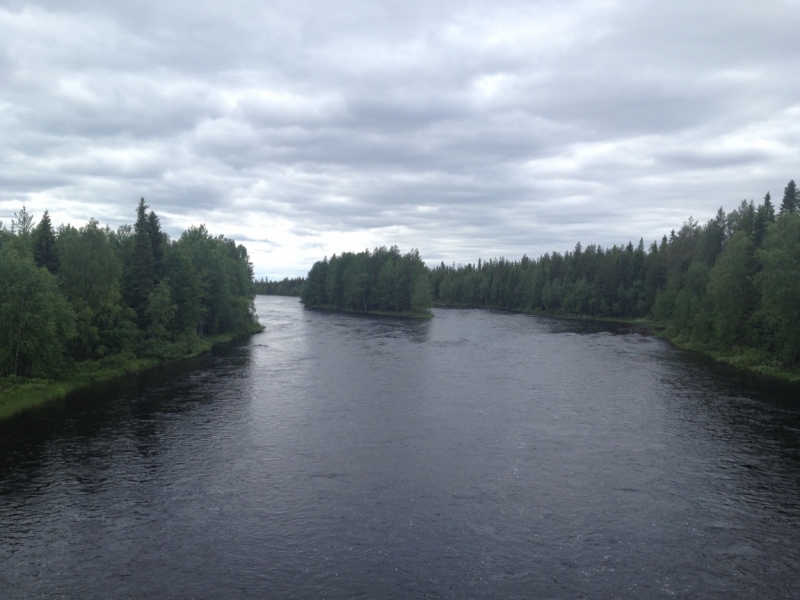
left=2, top=0, right=799, bottom=276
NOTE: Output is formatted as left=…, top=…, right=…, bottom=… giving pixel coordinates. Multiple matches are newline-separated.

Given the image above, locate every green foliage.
left=0, top=246, right=75, bottom=377
left=410, top=268, right=432, bottom=314
left=58, top=219, right=122, bottom=310
left=164, top=244, right=202, bottom=334
left=124, top=198, right=157, bottom=328
left=428, top=180, right=800, bottom=372
left=254, top=276, right=305, bottom=296
left=57, top=219, right=134, bottom=359
left=10, top=205, right=35, bottom=240
left=754, top=193, right=776, bottom=246
left=667, top=260, right=712, bottom=343
left=301, top=246, right=432, bottom=315
left=33, top=210, right=59, bottom=274
left=175, top=224, right=257, bottom=335
left=146, top=279, right=177, bottom=339
left=780, top=180, right=798, bottom=215
left=303, top=258, right=329, bottom=306
left=707, top=231, right=757, bottom=345
left=754, top=213, right=800, bottom=364
left=142, top=279, right=179, bottom=358
left=0, top=200, right=259, bottom=389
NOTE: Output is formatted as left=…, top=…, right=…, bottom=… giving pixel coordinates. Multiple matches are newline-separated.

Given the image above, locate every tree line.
left=0, top=199, right=259, bottom=379
left=429, top=180, right=800, bottom=369
left=296, top=180, right=799, bottom=370
left=254, top=276, right=304, bottom=296
left=301, top=246, right=432, bottom=315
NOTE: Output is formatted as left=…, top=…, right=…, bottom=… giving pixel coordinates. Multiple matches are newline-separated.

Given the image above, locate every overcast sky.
left=1, top=0, right=799, bottom=277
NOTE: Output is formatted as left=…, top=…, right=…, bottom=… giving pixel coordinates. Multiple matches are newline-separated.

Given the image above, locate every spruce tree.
left=124, top=198, right=156, bottom=328
left=780, top=180, right=798, bottom=214
left=147, top=210, right=166, bottom=278
left=754, top=192, right=776, bottom=247
left=33, top=210, right=59, bottom=274
left=763, top=192, right=776, bottom=221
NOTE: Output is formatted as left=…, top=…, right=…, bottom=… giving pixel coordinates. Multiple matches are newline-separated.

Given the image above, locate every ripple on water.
left=1, top=296, right=799, bottom=598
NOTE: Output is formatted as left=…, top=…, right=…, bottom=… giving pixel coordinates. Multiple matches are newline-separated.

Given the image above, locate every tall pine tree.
left=124, top=198, right=156, bottom=328
left=147, top=210, right=166, bottom=278
left=780, top=180, right=798, bottom=214
left=754, top=192, right=776, bottom=247
left=33, top=210, right=59, bottom=274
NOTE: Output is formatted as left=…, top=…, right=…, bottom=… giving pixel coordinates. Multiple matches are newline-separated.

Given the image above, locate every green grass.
left=656, top=332, right=800, bottom=382
left=0, top=330, right=258, bottom=422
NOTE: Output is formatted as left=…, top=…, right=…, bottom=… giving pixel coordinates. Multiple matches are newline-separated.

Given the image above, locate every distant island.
left=254, top=276, right=304, bottom=296
left=299, top=180, right=800, bottom=379
left=301, top=246, right=432, bottom=317
left=0, top=199, right=261, bottom=419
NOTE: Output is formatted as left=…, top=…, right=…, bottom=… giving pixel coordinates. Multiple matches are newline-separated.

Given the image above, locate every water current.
left=1, top=296, right=799, bottom=598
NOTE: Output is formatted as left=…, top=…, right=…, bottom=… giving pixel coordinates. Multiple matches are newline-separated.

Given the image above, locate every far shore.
left=303, top=304, right=433, bottom=319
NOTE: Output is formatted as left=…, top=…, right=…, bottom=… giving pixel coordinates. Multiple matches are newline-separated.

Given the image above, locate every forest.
left=301, top=246, right=432, bottom=315
left=0, top=198, right=260, bottom=384
left=429, top=181, right=800, bottom=372
left=6, top=177, right=798, bottom=390
left=254, top=276, right=304, bottom=296
left=299, top=180, right=800, bottom=374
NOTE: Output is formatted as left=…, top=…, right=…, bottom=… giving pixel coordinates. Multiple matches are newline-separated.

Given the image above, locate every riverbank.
left=433, top=302, right=663, bottom=333
left=433, top=303, right=799, bottom=383
left=658, top=333, right=800, bottom=383
left=0, top=330, right=261, bottom=422
left=303, top=304, right=433, bottom=319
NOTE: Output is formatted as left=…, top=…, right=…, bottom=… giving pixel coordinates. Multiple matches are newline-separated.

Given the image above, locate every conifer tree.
left=124, top=198, right=156, bottom=328
left=147, top=210, right=166, bottom=278
left=763, top=192, right=775, bottom=220
left=33, top=210, right=59, bottom=274
left=754, top=192, right=776, bottom=246
left=780, top=180, right=798, bottom=214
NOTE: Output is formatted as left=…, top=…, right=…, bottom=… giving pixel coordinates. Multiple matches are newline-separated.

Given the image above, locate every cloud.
left=1, top=0, right=799, bottom=277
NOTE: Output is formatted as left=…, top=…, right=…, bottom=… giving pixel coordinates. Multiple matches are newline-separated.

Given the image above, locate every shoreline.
left=433, top=303, right=800, bottom=383
left=433, top=302, right=663, bottom=332
left=655, top=334, right=800, bottom=383
left=302, top=304, right=433, bottom=319
left=0, top=328, right=263, bottom=422
left=5, top=302, right=794, bottom=423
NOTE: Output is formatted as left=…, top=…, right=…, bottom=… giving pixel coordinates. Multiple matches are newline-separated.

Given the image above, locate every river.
left=1, top=296, right=799, bottom=598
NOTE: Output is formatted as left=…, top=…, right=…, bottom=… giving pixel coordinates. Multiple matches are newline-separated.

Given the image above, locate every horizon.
left=3, top=184, right=787, bottom=280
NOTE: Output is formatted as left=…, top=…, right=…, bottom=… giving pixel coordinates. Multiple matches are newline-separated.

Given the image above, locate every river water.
left=1, top=296, right=799, bottom=598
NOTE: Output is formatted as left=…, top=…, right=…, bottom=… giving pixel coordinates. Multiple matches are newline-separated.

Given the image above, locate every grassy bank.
left=657, top=332, right=800, bottom=382
left=0, top=330, right=259, bottom=422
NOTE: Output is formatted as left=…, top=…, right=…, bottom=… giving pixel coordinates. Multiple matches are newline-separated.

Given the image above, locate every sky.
left=1, top=0, right=799, bottom=278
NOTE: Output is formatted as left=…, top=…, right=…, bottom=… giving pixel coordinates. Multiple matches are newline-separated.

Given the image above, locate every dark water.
left=2, top=297, right=799, bottom=599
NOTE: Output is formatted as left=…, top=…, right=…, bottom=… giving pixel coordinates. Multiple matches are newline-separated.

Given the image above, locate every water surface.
left=1, top=296, right=799, bottom=598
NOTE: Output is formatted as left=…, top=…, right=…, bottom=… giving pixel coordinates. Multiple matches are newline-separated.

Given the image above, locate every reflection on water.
left=1, top=296, right=799, bottom=598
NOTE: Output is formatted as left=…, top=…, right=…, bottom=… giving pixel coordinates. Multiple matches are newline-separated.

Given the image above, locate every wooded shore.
left=1, top=199, right=261, bottom=420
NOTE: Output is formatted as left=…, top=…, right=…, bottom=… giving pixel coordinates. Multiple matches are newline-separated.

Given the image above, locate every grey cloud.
left=1, top=0, right=799, bottom=278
